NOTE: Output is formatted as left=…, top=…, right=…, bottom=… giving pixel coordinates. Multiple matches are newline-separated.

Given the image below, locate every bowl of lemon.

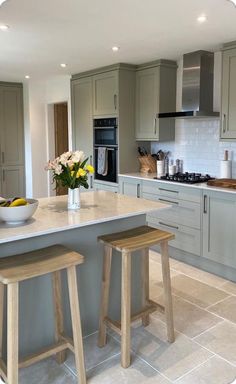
left=0, top=197, right=39, bottom=224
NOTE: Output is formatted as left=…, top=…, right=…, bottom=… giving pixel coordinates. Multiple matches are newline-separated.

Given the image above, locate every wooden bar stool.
left=97, top=225, right=175, bottom=369
left=0, top=245, right=86, bottom=384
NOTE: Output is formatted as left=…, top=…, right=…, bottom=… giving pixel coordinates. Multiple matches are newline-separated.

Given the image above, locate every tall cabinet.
left=71, top=64, right=138, bottom=191
left=0, top=82, right=25, bottom=197
left=221, top=42, right=236, bottom=140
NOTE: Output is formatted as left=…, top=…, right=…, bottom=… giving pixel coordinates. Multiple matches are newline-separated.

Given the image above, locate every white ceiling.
left=0, top=0, right=236, bottom=81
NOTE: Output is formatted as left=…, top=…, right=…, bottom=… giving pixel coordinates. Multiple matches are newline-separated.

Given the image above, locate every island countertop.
left=0, top=191, right=168, bottom=244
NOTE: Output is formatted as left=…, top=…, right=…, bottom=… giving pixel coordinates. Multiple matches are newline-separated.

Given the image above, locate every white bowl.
left=0, top=198, right=39, bottom=225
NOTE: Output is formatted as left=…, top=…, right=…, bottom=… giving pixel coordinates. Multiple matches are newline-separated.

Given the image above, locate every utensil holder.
left=138, top=155, right=157, bottom=173
left=157, top=160, right=165, bottom=179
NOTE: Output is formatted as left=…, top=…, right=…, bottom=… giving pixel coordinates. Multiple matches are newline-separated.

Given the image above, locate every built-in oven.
left=94, top=146, right=117, bottom=183
left=94, top=117, right=117, bottom=146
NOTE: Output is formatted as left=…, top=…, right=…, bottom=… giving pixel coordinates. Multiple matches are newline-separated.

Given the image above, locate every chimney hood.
left=158, top=50, right=220, bottom=119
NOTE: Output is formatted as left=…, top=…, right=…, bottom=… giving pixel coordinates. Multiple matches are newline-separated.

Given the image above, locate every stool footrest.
left=104, top=300, right=164, bottom=336
left=0, top=358, right=7, bottom=383
left=19, top=338, right=73, bottom=369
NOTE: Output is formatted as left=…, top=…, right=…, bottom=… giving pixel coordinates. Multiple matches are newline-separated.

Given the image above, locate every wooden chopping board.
left=207, top=179, right=236, bottom=189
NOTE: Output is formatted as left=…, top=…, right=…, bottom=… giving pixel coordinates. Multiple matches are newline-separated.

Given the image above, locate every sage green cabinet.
left=93, top=181, right=118, bottom=193
left=202, top=190, right=236, bottom=268
left=71, top=77, right=93, bottom=188
left=0, top=84, right=24, bottom=166
left=135, top=60, right=177, bottom=141
left=1, top=166, right=25, bottom=198
left=0, top=83, right=25, bottom=197
left=119, top=176, right=142, bottom=198
left=93, top=71, right=118, bottom=116
left=221, top=44, right=236, bottom=140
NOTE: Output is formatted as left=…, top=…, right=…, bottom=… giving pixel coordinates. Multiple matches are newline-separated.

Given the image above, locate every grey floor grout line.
left=206, top=295, right=233, bottom=310
left=192, top=320, right=226, bottom=340
left=173, top=355, right=215, bottom=382
left=135, top=354, right=173, bottom=383
left=86, top=352, right=121, bottom=373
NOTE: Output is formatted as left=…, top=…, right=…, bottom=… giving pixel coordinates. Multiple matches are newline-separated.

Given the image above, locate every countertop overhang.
left=0, top=191, right=169, bottom=244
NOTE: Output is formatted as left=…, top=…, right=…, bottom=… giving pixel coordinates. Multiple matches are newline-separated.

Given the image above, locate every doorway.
left=54, top=102, right=69, bottom=196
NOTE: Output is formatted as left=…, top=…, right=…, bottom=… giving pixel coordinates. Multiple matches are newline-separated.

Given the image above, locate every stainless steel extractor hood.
left=158, top=50, right=220, bottom=119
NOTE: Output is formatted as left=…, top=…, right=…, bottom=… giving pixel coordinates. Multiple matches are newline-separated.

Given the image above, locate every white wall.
left=152, top=51, right=236, bottom=178
left=23, top=75, right=71, bottom=198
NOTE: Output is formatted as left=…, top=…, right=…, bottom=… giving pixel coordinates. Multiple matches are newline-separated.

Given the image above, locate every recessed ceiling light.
left=0, top=0, right=7, bottom=6
left=112, top=46, right=120, bottom=52
left=25, top=75, right=30, bottom=79
left=60, top=63, right=67, bottom=68
left=0, top=24, right=9, bottom=31
left=228, top=0, right=236, bottom=6
left=197, top=15, right=207, bottom=23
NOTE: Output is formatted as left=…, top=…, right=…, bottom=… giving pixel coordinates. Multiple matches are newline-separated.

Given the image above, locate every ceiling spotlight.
left=0, top=0, right=7, bottom=6
left=60, top=63, right=67, bottom=68
left=228, top=0, right=236, bottom=6
left=25, top=75, right=30, bottom=79
left=112, top=46, right=120, bottom=52
left=0, top=24, right=9, bottom=31
left=197, top=15, right=207, bottom=23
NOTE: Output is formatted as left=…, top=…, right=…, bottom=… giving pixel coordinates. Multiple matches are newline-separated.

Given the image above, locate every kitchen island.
left=0, top=191, right=168, bottom=357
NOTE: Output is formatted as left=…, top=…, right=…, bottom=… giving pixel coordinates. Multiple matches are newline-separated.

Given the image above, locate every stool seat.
left=0, top=245, right=84, bottom=284
left=98, top=225, right=174, bottom=252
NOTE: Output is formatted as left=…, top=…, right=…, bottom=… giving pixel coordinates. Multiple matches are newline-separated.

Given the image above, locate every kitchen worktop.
left=0, top=191, right=168, bottom=244
left=119, top=173, right=236, bottom=194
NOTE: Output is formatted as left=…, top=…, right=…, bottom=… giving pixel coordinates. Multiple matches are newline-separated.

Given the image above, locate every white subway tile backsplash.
left=151, top=119, right=236, bottom=178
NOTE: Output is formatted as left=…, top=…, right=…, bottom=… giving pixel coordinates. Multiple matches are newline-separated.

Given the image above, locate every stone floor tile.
left=195, top=321, right=236, bottom=365
left=65, top=331, right=120, bottom=374
left=166, top=274, right=229, bottom=308
left=208, top=296, right=236, bottom=323
left=220, top=281, right=236, bottom=295
left=152, top=294, right=223, bottom=338
left=87, top=353, right=170, bottom=383
left=19, top=357, right=77, bottom=384
left=176, top=356, right=236, bottom=384
left=130, top=317, right=212, bottom=381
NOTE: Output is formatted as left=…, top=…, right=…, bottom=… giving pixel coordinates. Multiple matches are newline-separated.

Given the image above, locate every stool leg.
left=7, top=282, right=19, bottom=384
left=160, top=241, right=175, bottom=343
left=0, top=283, right=4, bottom=359
left=98, top=245, right=112, bottom=348
left=121, top=251, right=131, bottom=368
left=52, top=271, right=66, bottom=364
left=67, top=266, right=86, bottom=384
left=141, top=248, right=150, bottom=326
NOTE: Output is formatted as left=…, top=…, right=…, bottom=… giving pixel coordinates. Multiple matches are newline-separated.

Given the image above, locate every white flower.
left=59, top=151, right=72, bottom=166
left=71, top=150, right=85, bottom=164
left=54, top=164, right=63, bottom=175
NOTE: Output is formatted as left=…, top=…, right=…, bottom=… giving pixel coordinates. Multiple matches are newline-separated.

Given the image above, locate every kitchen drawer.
left=142, top=180, right=201, bottom=203
left=147, top=215, right=201, bottom=256
left=143, top=192, right=200, bottom=229
left=93, top=182, right=118, bottom=193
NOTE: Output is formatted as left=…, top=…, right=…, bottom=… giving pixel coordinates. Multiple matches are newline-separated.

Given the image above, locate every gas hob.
left=154, top=173, right=215, bottom=184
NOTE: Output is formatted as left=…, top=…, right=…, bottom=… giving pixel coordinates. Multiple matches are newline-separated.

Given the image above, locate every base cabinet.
left=119, top=177, right=142, bottom=198
left=202, top=191, right=236, bottom=269
left=93, top=181, right=118, bottom=193
left=1, top=166, right=25, bottom=198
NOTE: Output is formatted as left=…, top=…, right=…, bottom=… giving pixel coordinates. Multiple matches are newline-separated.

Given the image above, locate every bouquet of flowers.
left=45, top=150, right=94, bottom=190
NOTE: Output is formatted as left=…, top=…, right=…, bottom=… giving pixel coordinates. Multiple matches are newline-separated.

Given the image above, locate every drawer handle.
left=222, top=113, right=227, bottom=133
left=159, top=188, right=179, bottom=194
left=159, top=198, right=179, bottom=205
left=159, top=221, right=179, bottom=230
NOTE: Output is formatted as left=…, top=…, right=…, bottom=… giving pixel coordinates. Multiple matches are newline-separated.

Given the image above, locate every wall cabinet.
left=221, top=44, right=236, bottom=140
left=71, top=77, right=93, bottom=189
left=93, top=71, right=118, bottom=116
left=0, top=83, right=25, bottom=197
left=202, top=190, right=236, bottom=269
left=135, top=60, right=177, bottom=141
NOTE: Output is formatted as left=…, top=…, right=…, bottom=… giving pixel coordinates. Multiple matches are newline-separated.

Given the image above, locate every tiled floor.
left=17, top=251, right=236, bottom=383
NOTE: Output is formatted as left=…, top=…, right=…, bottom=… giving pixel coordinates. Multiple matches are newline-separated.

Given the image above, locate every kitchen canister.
left=157, top=160, right=165, bottom=178
left=220, top=150, right=232, bottom=179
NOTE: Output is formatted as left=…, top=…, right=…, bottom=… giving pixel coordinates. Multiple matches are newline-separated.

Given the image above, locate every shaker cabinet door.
left=202, top=191, right=236, bottom=268
left=93, top=71, right=118, bottom=116
left=135, top=67, right=159, bottom=140
left=0, top=86, right=24, bottom=166
left=221, top=48, right=236, bottom=139
left=1, top=166, right=25, bottom=198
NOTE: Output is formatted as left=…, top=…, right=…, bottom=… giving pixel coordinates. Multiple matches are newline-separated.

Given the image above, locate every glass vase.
left=68, top=188, right=80, bottom=210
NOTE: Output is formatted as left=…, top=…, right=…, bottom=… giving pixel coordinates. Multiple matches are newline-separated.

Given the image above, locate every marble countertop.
left=119, top=173, right=236, bottom=195
left=0, top=191, right=168, bottom=244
